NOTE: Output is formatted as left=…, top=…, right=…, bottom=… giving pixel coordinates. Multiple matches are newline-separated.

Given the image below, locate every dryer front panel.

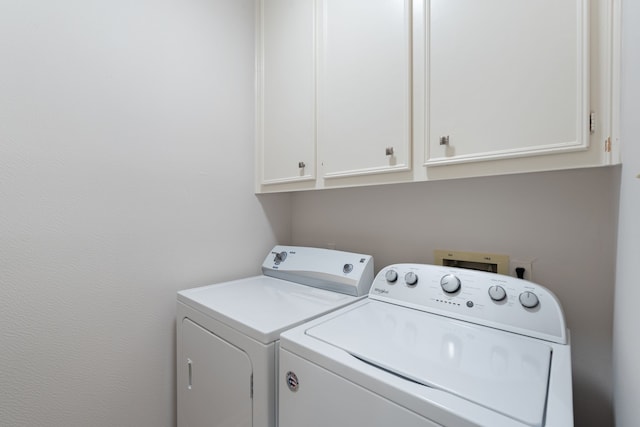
left=178, top=318, right=252, bottom=427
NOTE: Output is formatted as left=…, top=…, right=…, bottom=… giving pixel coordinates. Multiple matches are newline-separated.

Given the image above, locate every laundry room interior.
left=1, top=1, right=638, bottom=427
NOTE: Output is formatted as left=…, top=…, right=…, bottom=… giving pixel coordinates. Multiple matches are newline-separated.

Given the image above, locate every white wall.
left=613, top=0, right=640, bottom=425
left=291, top=166, right=618, bottom=426
left=0, top=1, right=290, bottom=426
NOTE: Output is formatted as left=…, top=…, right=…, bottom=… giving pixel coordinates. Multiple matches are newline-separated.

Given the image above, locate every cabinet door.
left=178, top=319, right=252, bottom=427
left=318, top=0, right=412, bottom=179
left=426, top=0, right=588, bottom=166
left=258, top=0, right=316, bottom=185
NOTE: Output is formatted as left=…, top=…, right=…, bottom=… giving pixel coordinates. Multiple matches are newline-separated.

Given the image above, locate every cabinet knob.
left=439, top=136, right=450, bottom=146
left=298, top=161, right=306, bottom=169
left=385, top=147, right=394, bottom=156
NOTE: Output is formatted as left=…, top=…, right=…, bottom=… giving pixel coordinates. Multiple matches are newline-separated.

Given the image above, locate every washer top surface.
left=306, top=300, right=552, bottom=427
left=178, top=275, right=359, bottom=344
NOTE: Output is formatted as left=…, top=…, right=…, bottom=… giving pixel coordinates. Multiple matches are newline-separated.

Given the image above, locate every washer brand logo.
left=286, top=371, right=299, bottom=392
left=373, top=288, right=389, bottom=294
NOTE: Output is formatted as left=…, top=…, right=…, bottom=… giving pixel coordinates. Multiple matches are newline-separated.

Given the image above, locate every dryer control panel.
left=370, top=264, right=567, bottom=344
left=262, top=245, right=374, bottom=297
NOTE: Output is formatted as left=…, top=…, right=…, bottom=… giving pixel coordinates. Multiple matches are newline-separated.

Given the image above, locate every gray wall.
left=291, top=167, right=618, bottom=427
left=613, top=0, right=640, bottom=425
left=0, top=1, right=290, bottom=426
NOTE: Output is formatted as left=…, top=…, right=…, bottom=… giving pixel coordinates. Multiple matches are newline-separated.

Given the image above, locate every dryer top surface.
left=178, top=275, right=358, bottom=344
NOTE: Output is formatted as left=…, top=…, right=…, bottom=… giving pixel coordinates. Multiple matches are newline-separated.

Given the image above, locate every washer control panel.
left=370, top=263, right=567, bottom=344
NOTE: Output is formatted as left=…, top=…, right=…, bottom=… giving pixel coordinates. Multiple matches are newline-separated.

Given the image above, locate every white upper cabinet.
left=255, top=0, right=619, bottom=193
left=318, top=0, right=412, bottom=179
left=258, top=0, right=316, bottom=185
left=426, top=0, right=587, bottom=166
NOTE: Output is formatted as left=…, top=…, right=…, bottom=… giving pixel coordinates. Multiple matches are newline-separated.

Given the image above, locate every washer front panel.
left=306, top=300, right=552, bottom=427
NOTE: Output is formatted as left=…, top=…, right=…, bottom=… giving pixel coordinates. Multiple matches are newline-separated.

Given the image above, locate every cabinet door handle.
left=187, top=358, right=192, bottom=390
left=298, top=161, right=306, bottom=168
left=439, top=136, right=450, bottom=146
left=385, top=147, right=394, bottom=156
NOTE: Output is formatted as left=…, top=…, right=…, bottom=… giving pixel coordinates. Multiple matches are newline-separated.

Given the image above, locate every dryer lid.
left=178, top=276, right=358, bottom=344
left=306, top=300, right=552, bottom=427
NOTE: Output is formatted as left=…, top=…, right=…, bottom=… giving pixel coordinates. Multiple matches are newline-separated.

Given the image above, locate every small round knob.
left=298, top=161, right=306, bottom=169
left=385, top=270, right=398, bottom=283
left=274, top=251, right=287, bottom=263
left=488, top=285, right=507, bottom=302
left=519, top=291, right=539, bottom=309
left=404, top=272, right=418, bottom=286
left=440, top=274, right=461, bottom=293
left=343, top=263, right=353, bottom=274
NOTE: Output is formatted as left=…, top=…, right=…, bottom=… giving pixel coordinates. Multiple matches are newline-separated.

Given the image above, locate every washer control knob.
left=519, top=291, right=539, bottom=309
left=488, top=285, right=507, bottom=302
left=385, top=269, right=398, bottom=283
left=343, top=263, right=353, bottom=274
left=440, top=274, right=461, bottom=293
left=404, top=272, right=418, bottom=287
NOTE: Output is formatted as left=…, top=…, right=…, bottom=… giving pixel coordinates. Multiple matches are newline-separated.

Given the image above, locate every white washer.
left=176, top=245, right=374, bottom=427
left=279, top=263, right=573, bottom=427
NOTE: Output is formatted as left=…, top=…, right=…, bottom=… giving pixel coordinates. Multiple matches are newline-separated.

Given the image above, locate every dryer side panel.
left=178, top=318, right=252, bottom=427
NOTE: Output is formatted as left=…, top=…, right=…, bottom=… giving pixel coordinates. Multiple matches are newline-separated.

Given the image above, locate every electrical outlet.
left=510, top=259, right=534, bottom=281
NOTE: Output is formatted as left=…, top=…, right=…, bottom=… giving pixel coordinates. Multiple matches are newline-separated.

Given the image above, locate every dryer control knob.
left=488, top=285, right=507, bottom=302
left=385, top=270, right=398, bottom=283
left=519, top=291, right=539, bottom=309
left=404, top=272, right=418, bottom=286
left=273, top=251, right=287, bottom=263
left=440, top=274, right=461, bottom=293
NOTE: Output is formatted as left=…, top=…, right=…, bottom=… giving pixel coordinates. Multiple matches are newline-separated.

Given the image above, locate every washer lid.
left=306, top=300, right=552, bottom=427
left=178, top=276, right=358, bottom=344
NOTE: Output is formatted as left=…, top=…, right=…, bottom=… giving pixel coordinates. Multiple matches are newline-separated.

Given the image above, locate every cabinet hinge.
left=250, top=374, right=253, bottom=399
left=589, top=112, right=596, bottom=134
left=605, top=137, right=612, bottom=153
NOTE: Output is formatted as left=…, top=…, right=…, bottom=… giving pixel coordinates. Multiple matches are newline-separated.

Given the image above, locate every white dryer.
left=279, top=264, right=573, bottom=427
left=176, top=245, right=374, bottom=427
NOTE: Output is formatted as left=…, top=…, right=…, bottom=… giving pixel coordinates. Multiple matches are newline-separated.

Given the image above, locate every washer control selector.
left=519, top=291, right=539, bottom=309
left=488, top=285, right=507, bottom=302
left=343, top=263, right=353, bottom=274
left=440, top=274, right=461, bottom=293
left=385, top=269, right=398, bottom=283
left=404, top=272, right=418, bottom=286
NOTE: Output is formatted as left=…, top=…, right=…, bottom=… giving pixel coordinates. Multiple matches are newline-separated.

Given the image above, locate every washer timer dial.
left=440, top=274, right=461, bottom=293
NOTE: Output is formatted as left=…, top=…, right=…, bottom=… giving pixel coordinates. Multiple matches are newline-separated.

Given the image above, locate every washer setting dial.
left=385, top=270, right=398, bottom=283
left=519, top=291, right=539, bottom=309
left=440, top=274, right=461, bottom=293
left=488, top=285, right=507, bottom=302
left=404, top=272, right=418, bottom=286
